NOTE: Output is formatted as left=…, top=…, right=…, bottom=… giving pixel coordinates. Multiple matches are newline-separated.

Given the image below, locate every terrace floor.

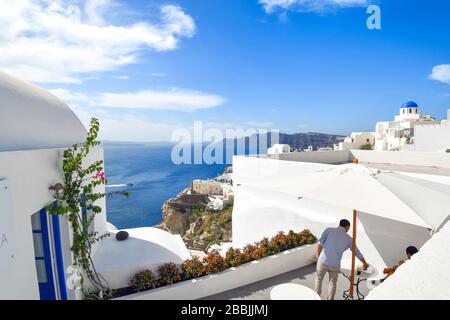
left=202, top=263, right=371, bottom=301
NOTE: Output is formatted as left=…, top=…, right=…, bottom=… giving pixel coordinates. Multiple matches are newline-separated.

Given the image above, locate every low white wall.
left=115, top=244, right=316, bottom=300
left=232, top=154, right=341, bottom=190
left=276, top=150, right=352, bottom=164
left=351, top=150, right=450, bottom=169
left=414, top=124, right=450, bottom=152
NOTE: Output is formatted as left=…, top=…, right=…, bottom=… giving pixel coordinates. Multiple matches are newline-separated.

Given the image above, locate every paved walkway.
left=202, top=263, right=371, bottom=300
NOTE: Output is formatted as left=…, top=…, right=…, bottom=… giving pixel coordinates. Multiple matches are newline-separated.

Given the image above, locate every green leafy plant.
left=158, top=263, right=182, bottom=286
left=47, top=118, right=128, bottom=299
left=257, top=238, right=272, bottom=257
left=299, top=229, right=318, bottom=244
left=242, top=244, right=257, bottom=262
left=129, top=269, right=157, bottom=292
left=446, top=149, right=450, bottom=153
left=203, top=252, right=227, bottom=274
left=252, top=245, right=268, bottom=260
left=181, top=256, right=205, bottom=280
left=271, top=231, right=290, bottom=252
left=287, top=230, right=301, bottom=247
left=225, top=248, right=250, bottom=267
left=360, top=143, right=374, bottom=150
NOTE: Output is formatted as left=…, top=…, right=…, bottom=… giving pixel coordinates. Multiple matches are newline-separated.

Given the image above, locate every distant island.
left=225, top=132, right=345, bottom=151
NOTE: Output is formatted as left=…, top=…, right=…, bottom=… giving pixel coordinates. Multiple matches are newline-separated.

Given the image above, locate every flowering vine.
left=47, top=118, right=127, bottom=299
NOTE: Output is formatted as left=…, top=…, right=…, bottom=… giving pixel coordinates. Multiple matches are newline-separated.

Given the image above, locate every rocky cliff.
left=156, top=201, right=232, bottom=251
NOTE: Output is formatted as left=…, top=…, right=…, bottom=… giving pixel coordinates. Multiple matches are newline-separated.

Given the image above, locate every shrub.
left=181, top=256, right=205, bottom=280
left=255, top=238, right=272, bottom=257
left=267, top=239, right=281, bottom=255
left=287, top=230, right=300, bottom=248
left=203, top=252, right=227, bottom=274
left=258, top=237, right=269, bottom=249
left=158, top=263, right=182, bottom=286
left=446, top=149, right=450, bottom=153
left=360, top=143, right=374, bottom=150
left=129, top=269, right=157, bottom=292
left=225, top=248, right=250, bottom=267
left=252, top=244, right=268, bottom=260
left=242, top=244, right=257, bottom=262
left=271, top=231, right=290, bottom=252
left=299, top=229, right=318, bottom=245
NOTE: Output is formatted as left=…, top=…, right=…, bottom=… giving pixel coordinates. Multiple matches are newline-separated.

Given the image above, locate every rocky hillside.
left=155, top=194, right=232, bottom=251
left=277, top=132, right=345, bottom=149
left=226, top=132, right=345, bottom=150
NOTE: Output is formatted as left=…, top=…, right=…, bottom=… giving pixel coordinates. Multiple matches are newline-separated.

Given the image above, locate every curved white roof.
left=0, top=71, right=86, bottom=152
left=92, top=227, right=192, bottom=289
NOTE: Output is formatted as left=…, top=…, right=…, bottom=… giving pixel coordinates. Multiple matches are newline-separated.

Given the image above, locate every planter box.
left=114, top=244, right=316, bottom=300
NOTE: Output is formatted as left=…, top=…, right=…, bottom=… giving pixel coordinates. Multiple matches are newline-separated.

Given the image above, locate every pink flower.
left=95, top=170, right=105, bottom=182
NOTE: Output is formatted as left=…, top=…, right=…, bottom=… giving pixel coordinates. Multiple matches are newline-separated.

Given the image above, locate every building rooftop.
left=0, top=71, right=86, bottom=152
left=402, top=100, right=419, bottom=108
left=92, top=227, right=191, bottom=290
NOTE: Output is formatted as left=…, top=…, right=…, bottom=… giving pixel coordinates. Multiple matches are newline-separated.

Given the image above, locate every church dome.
left=0, top=72, right=86, bottom=152
left=402, top=100, right=419, bottom=108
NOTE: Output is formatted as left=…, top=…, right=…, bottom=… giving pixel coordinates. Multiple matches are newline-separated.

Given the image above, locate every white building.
left=334, top=132, right=375, bottom=151
left=414, top=109, right=450, bottom=152
left=192, top=179, right=224, bottom=195
left=267, top=144, right=291, bottom=155
left=0, top=72, right=191, bottom=300
left=337, top=101, right=442, bottom=152
left=374, top=101, right=439, bottom=151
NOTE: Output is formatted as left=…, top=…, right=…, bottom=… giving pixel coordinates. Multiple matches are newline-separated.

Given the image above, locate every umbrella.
left=298, top=163, right=450, bottom=299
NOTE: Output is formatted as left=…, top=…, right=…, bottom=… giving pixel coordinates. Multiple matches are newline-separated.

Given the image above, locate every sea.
left=104, top=143, right=230, bottom=229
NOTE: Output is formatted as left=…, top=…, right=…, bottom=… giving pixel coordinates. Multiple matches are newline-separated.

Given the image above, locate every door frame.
left=32, top=204, right=68, bottom=300
left=33, top=208, right=56, bottom=300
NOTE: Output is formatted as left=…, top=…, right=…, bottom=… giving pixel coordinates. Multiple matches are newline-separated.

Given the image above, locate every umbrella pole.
left=349, top=209, right=357, bottom=300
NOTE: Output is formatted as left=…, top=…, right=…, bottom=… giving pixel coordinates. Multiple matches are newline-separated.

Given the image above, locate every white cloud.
left=0, top=0, right=196, bottom=83
left=150, top=73, right=167, bottom=77
left=69, top=103, right=183, bottom=142
left=49, top=88, right=91, bottom=102
left=259, top=0, right=368, bottom=13
left=430, top=64, right=450, bottom=85
left=112, top=75, right=129, bottom=80
left=95, top=89, right=226, bottom=111
left=50, top=87, right=225, bottom=112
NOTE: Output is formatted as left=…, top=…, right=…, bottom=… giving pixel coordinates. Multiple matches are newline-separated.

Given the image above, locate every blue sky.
left=1, top=0, right=450, bottom=141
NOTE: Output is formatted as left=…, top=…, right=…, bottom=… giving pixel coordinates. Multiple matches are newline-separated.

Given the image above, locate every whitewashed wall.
left=0, top=147, right=106, bottom=300
left=351, top=150, right=450, bottom=169
left=414, top=124, right=450, bottom=152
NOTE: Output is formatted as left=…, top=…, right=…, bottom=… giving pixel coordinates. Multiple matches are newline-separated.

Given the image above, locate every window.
left=409, top=109, right=412, bottom=114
